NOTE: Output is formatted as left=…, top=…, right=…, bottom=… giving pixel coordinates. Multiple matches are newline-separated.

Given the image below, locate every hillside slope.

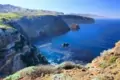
left=0, top=26, right=48, bottom=78
left=3, top=41, right=120, bottom=80
left=0, top=4, right=94, bottom=24
left=0, top=4, right=64, bottom=16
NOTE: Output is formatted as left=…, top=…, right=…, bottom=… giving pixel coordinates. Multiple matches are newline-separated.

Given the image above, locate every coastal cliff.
left=3, top=41, right=120, bottom=80
left=0, top=27, right=48, bottom=77
left=3, top=14, right=94, bottom=44
left=0, top=4, right=95, bottom=44
left=6, top=15, right=70, bottom=43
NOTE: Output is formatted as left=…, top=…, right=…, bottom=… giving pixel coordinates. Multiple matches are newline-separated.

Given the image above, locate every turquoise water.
left=38, top=19, right=120, bottom=64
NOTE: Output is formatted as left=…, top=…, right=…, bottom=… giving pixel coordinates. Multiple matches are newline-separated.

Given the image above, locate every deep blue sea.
left=37, top=19, right=120, bottom=64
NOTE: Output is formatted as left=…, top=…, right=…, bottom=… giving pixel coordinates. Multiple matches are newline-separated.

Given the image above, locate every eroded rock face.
left=6, top=15, right=70, bottom=44
left=4, top=15, right=95, bottom=44
left=0, top=28, right=48, bottom=77
left=0, top=28, right=19, bottom=49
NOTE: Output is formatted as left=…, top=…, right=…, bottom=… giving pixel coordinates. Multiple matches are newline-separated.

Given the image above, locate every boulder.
left=70, top=24, right=80, bottom=31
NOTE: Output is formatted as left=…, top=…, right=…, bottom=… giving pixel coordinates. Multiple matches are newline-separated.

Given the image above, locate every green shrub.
left=108, top=56, right=117, bottom=64
left=57, top=61, right=76, bottom=70
left=4, top=66, right=35, bottom=80
left=4, top=73, right=20, bottom=80
left=0, top=13, right=21, bottom=21
left=0, top=13, right=22, bottom=29
left=99, top=61, right=108, bottom=69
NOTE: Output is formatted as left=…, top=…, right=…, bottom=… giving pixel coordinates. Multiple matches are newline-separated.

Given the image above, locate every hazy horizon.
left=0, top=0, right=118, bottom=18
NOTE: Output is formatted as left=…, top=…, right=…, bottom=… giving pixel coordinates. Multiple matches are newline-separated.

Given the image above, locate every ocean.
left=37, top=19, right=120, bottom=64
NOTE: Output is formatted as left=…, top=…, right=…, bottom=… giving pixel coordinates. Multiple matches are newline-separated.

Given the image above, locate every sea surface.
left=37, top=19, right=120, bottom=64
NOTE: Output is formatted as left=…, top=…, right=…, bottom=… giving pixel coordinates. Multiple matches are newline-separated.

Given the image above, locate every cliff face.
left=0, top=4, right=95, bottom=45
left=4, top=41, right=120, bottom=80
left=0, top=4, right=95, bottom=26
left=5, top=15, right=94, bottom=44
left=0, top=27, right=48, bottom=77
left=6, top=15, right=70, bottom=44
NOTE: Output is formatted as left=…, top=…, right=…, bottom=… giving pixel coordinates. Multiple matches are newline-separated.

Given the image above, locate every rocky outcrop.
left=0, top=28, right=18, bottom=49
left=4, top=41, right=120, bottom=80
left=70, top=24, right=80, bottom=31
left=0, top=27, right=48, bottom=77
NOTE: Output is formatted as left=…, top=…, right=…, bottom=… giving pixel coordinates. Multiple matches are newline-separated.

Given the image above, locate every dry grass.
left=26, top=65, right=58, bottom=79
left=92, top=74, right=114, bottom=80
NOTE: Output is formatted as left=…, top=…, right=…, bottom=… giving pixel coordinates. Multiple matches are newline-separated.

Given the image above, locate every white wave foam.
left=38, top=43, right=86, bottom=64
left=38, top=43, right=52, bottom=48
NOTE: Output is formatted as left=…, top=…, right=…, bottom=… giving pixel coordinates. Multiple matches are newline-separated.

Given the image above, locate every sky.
left=0, top=0, right=118, bottom=18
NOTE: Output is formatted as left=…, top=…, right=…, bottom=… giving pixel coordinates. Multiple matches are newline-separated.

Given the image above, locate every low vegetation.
left=4, top=65, right=57, bottom=80
left=0, top=13, right=21, bottom=29
left=0, top=13, right=20, bottom=20
left=57, top=61, right=83, bottom=70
